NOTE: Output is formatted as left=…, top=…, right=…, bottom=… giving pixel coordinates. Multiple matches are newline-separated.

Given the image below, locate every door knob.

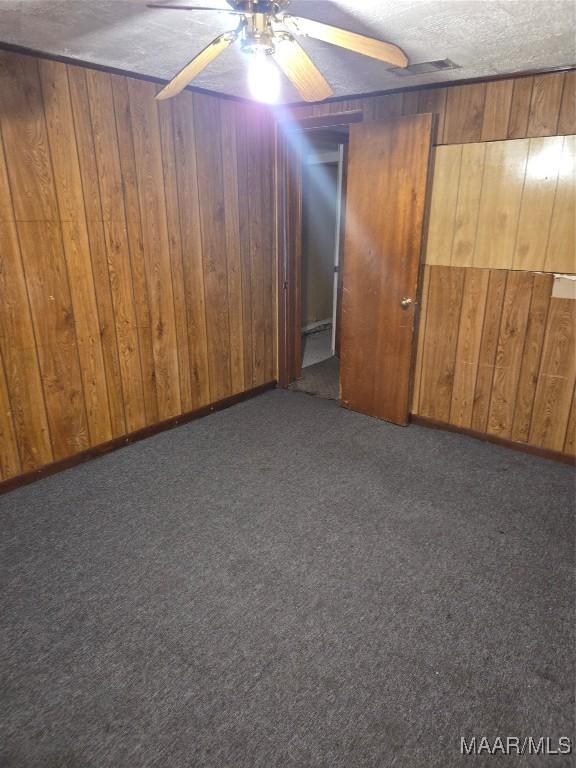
left=400, top=297, right=413, bottom=309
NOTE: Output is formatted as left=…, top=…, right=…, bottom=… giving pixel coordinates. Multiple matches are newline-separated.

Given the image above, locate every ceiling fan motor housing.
left=227, top=0, right=288, bottom=13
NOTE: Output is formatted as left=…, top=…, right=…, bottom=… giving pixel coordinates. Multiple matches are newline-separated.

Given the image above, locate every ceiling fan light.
left=248, top=52, right=280, bottom=103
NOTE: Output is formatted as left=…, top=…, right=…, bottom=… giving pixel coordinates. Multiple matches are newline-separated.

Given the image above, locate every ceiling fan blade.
left=273, top=38, right=333, bottom=102
left=282, top=15, right=408, bottom=68
left=147, top=3, right=243, bottom=12
left=156, top=31, right=237, bottom=100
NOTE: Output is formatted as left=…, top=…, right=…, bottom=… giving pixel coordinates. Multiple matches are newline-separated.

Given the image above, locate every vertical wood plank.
left=471, top=269, right=507, bottom=432
left=424, top=145, right=462, bottom=265
left=67, top=66, right=127, bottom=438
left=193, top=92, right=233, bottom=401
left=481, top=80, right=514, bottom=141
left=529, top=297, right=576, bottom=450
left=85, top=68, right=146, bottom=432
left=219, top=100, right=246, bottom=395
left=110, top=74, right=159, bottom=426
left=18, top=221, right=90, bottom=458
left=0, top=52, right=58, bottom=221
left=449, top=268, right=490, bottom=427
left=235, top=103, right=255, bottom=389
left=507, top=76, right=534, bottom=139
left=172, top=91, right=211, bottom=407
left=557, top=70, right=576, bottom=135
left=126, top=77, right=182, bottom=418
left=156, top=94, right=194, bottom=412
left=513, top=136, right=563, bottom=270
left=39, top=59, right=113, bottom=446
left=411, top=264, right=431, bottom=414
left=0, top=350, right=21, bottom=479
left=511, top=273, right=553, bottom=443
left=563, top=385, right=576, bottom=455
left=545, top=135, right=576, bottom=273
left=526, top=72, right=565, bottom=137
left=486, top=270, right=533, bottom=437
left=474, top=139, right=529, bottom=268
left=417, top=88, right=447, bottom=144
left=418, top=265, right=465, bottom=420
left=443, top=83, right=487, bottom=144
left=451, top=143, right=486, bottom=267
left=0, top=218, right=53, bottom=469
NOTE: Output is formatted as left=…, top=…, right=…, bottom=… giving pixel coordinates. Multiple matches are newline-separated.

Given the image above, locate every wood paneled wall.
left=287, top=70, right=576, bottom=145
left=286, top=68, right=576, bottom=455
left=426, top=135, right=575, bottom=271
left=413, top=266, right=575, bottom=455
left=0, top=51, right=276, bottom=481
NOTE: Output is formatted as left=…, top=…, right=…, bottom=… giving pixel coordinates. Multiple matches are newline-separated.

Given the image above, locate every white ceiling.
left=0, top=0, right=574, bottom=103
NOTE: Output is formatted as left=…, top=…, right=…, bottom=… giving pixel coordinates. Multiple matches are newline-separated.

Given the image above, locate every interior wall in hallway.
left=0, top=51, right=276, bottom=482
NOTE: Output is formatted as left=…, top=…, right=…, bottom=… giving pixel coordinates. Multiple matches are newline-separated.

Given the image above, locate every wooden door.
left=340, top=114, right=434, bottom=424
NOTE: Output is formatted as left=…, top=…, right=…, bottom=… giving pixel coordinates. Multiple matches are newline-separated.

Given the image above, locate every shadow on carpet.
left=289, top=355, right=340, bottom=400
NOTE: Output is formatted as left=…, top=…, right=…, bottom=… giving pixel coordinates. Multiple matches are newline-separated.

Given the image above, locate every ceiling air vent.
left=389, top=59, right=461, bottom=77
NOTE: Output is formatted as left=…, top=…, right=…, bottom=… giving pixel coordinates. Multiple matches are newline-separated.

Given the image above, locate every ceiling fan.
left=147, top=0, right=408, bottom=103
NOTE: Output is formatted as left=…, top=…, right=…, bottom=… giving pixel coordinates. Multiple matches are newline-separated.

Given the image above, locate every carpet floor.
left=289, top=356, right=340, bottom=401
left=0, top=390, right=574, bottom=768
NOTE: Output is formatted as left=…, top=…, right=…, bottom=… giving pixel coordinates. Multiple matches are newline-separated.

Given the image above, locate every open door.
left=340, top=114, right=434, bottom=425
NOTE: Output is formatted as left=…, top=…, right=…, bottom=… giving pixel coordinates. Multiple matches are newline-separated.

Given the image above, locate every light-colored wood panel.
left=418, top=265, right=465, bottom=421
left=545, top=135, right=576, bottom=273
left=449, top=268, right=489, bottom=427
left=0, top=52, right=58, bottom=221
left=474, top=139, right=528, bottom=268
left=451, top=143, right=485, bottom=267
left=481, top=80, right=513, bottom=141
left=127, top=77, right=182, bottom=419
left=526, top=72, right=564, bottom=137
left=511, top=273, right=553, bottom=443
left=424, top=144, right=462, bottom=265
left=486, top=271, right=533, bottom=437
left=529, top=297, right=576, bottom=451
left=513, top=136, right=563, bottom=270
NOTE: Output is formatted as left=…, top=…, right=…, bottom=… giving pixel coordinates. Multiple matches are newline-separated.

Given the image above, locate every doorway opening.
left=288, top=127, right=348, bottom=401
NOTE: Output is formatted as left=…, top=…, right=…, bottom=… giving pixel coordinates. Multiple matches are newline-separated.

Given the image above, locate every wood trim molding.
left=411, top=414, right=576, bottom=465
left=0, top=382, right=277, bottom=496
left=276, top=110, right=364, bottom=130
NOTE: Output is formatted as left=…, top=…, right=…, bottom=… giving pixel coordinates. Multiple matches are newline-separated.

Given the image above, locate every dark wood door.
left=340, top=114, right=434, bottom=424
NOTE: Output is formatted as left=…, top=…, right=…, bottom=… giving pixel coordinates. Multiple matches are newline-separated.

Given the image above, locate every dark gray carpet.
left=290, top=356, right=340, bottom=400
left=0, top=390, right=574, bottom=768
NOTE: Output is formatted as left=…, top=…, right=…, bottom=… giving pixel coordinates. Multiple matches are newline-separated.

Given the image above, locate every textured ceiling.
left=0, top=0, right=574, bottom=103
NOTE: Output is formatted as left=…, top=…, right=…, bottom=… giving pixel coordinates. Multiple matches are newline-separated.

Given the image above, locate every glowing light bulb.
left=248, top=53, right=280, bottom=104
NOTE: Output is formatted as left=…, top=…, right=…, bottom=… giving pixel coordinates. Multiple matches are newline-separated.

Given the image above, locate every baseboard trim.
left=410, top=414, right=575, bottom=466
left=0, top=381, right=277, bottom=496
